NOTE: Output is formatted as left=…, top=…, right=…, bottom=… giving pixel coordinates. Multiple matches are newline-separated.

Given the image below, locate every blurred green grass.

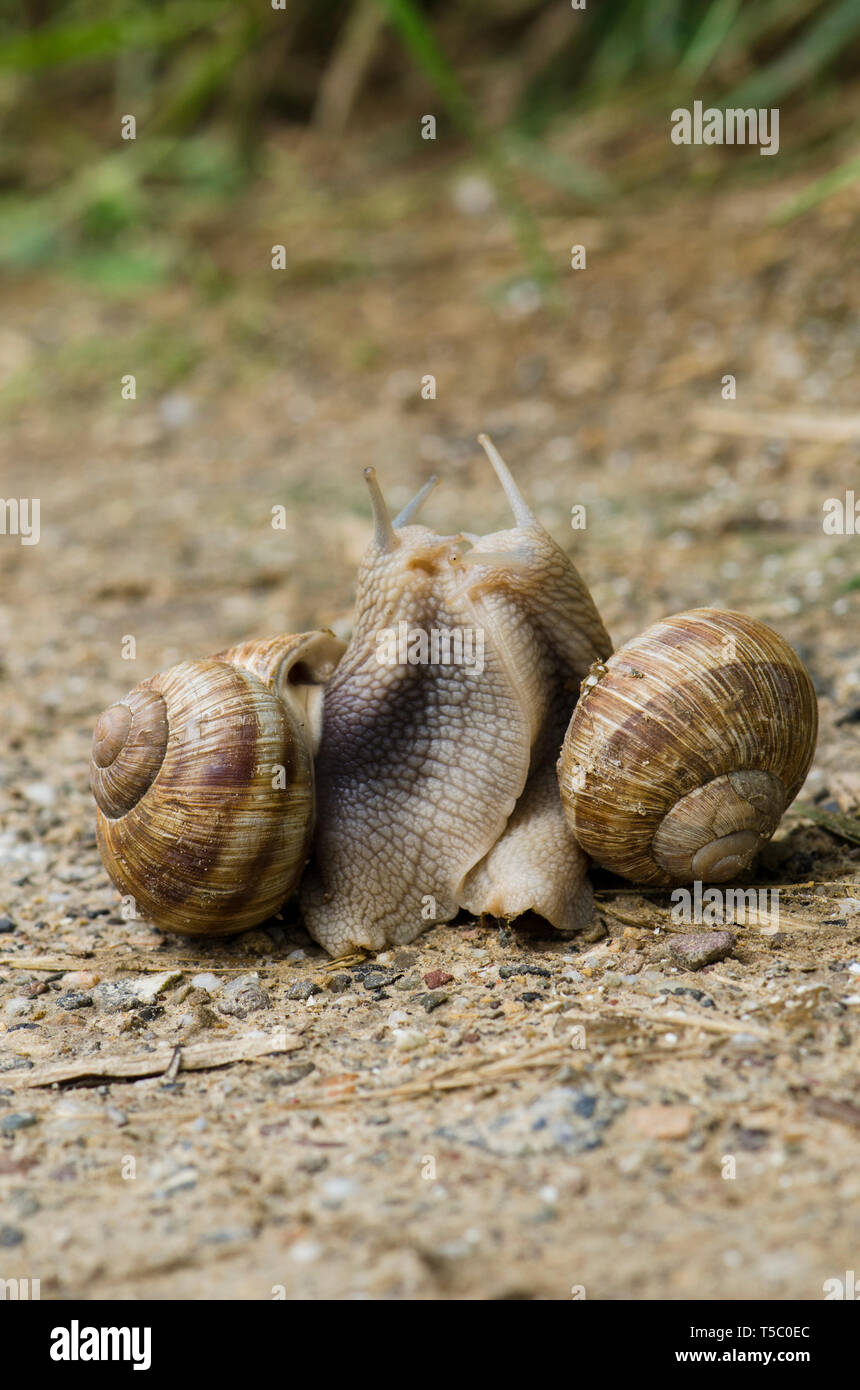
left=1, top=0, right=858, bottom=291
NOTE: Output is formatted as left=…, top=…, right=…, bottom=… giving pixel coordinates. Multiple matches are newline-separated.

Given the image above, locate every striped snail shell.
left=557, top=609, right=818, bottom=886
left=90, top=631, right=344, bottom=936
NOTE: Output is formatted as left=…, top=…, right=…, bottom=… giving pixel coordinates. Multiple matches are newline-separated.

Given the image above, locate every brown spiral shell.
left=90, top=631, right=344, bottom=936
left=557, top=609, right=818, bottom=886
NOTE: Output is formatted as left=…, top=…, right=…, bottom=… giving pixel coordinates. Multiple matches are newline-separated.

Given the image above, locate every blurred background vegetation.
left=2, top=0, right=860, bottom=292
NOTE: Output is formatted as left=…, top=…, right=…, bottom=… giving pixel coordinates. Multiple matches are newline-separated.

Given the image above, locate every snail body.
left=300, top=436, right=611, bottom=955
left=557, top=608, right=817, bottom=886
left=90, top=631, right=344, bottom=936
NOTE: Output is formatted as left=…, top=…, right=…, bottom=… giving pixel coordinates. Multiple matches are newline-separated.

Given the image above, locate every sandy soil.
left=0, top=117, right=859, bottom=1299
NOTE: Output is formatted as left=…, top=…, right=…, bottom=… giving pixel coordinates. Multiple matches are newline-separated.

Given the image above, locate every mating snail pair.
left=90, top=436, right=817, bottom=956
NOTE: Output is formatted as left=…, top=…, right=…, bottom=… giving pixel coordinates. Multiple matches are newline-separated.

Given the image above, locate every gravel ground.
left=0, top=115, right=858, bottom=1299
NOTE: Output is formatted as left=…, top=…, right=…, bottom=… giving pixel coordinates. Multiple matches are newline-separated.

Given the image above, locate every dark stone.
left=93, top=982, right=139, bottom=1014
left=419, top=991, right=449, bottom=1013
left=56, top=992, right=94, bottom=1011
left=499, top=964, right=552, bottom=980
left=672, top=986, right=716, bottom=1008
left=734, top=1127, right=771, bottom=1152
left=286, top=980, right=319, bottom=1001
left=135, top=1004, right=164, bottom=1023
left=1, top=1113, right=38, bottom=1135
left=360, top=968, right=402, bottom=991
left=268, top=1063, right=316, bottom=1087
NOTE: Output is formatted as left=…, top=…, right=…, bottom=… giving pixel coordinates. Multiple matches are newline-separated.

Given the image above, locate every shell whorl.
left=90, top=687, right=169, bottom=819
left=557, top=609, right=818, bottom=886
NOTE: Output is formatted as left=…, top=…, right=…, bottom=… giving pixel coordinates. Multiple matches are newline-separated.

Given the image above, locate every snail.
left=89, top=443, right=819, bottom=954
left=299, top=435, right=612, bottom=954
left=557, top=608, right=818, bottom=887
left=90, top=630, right=345, bottom=936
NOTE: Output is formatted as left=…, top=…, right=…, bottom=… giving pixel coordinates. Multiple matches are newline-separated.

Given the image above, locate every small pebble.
left=669, top=931, right=735, bottom=971
left=423, top=970, right=453, bottom=989
left=321, top=1177, right=358, bottom=1205
left=287, top=980, right=320, bottom=1001
left=60, top=971, right=100, bottom=990
left=0, top=1226, right=24, bottom=1247
left=160, top=1167, right=197, bottom=1195
left=218, top=973, right=271, bottom=1016
left=326, top=973, right=351, bottom=994
left=190, top=973, right=223, bottom=994
left=268, top=1062, right=315, bottom=1087
left=10, top=1192, right=40, bottom=1219
left=22, top=781, right=56, bottom=808
left=290, top=1240, right=321, bottom=1264
left=19, top=981, right=47, bottom=999
left=631, top=1104, right=697, bottom=1140
left=56, top=992, right=94, bottom=1011
left=0, top=917, right=15, bottom=933
left=499, top=963, right=552, bottom=980
left=1, top=1113, right=38, bottom=1134
left=361, top=968, right=401, bottom=991
left=133, top=971, right=182, bottom=1002
left=5, top=998, right=33, bottom=1019
left=420, top=991, right=449, bottom=1013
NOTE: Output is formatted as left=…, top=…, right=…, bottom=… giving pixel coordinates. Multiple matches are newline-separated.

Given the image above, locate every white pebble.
left=132, top=971, right=181, bottom=1001
left=61, top=971, right=99, bottom=989
left=290, top=1240, right=321, bottom=1265
left=322, top=1177, right=358, bottom=1203
left=191, top=973, right=223, bottom=994
left=5, top=997, right=32, bottom=1018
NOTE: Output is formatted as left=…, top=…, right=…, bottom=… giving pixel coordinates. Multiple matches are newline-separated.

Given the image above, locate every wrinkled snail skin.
left=300, top=438, right=612, bottom=957
left=90, top=631, right=345, bottom=937
left=557, top=608, right=818, bottom=887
